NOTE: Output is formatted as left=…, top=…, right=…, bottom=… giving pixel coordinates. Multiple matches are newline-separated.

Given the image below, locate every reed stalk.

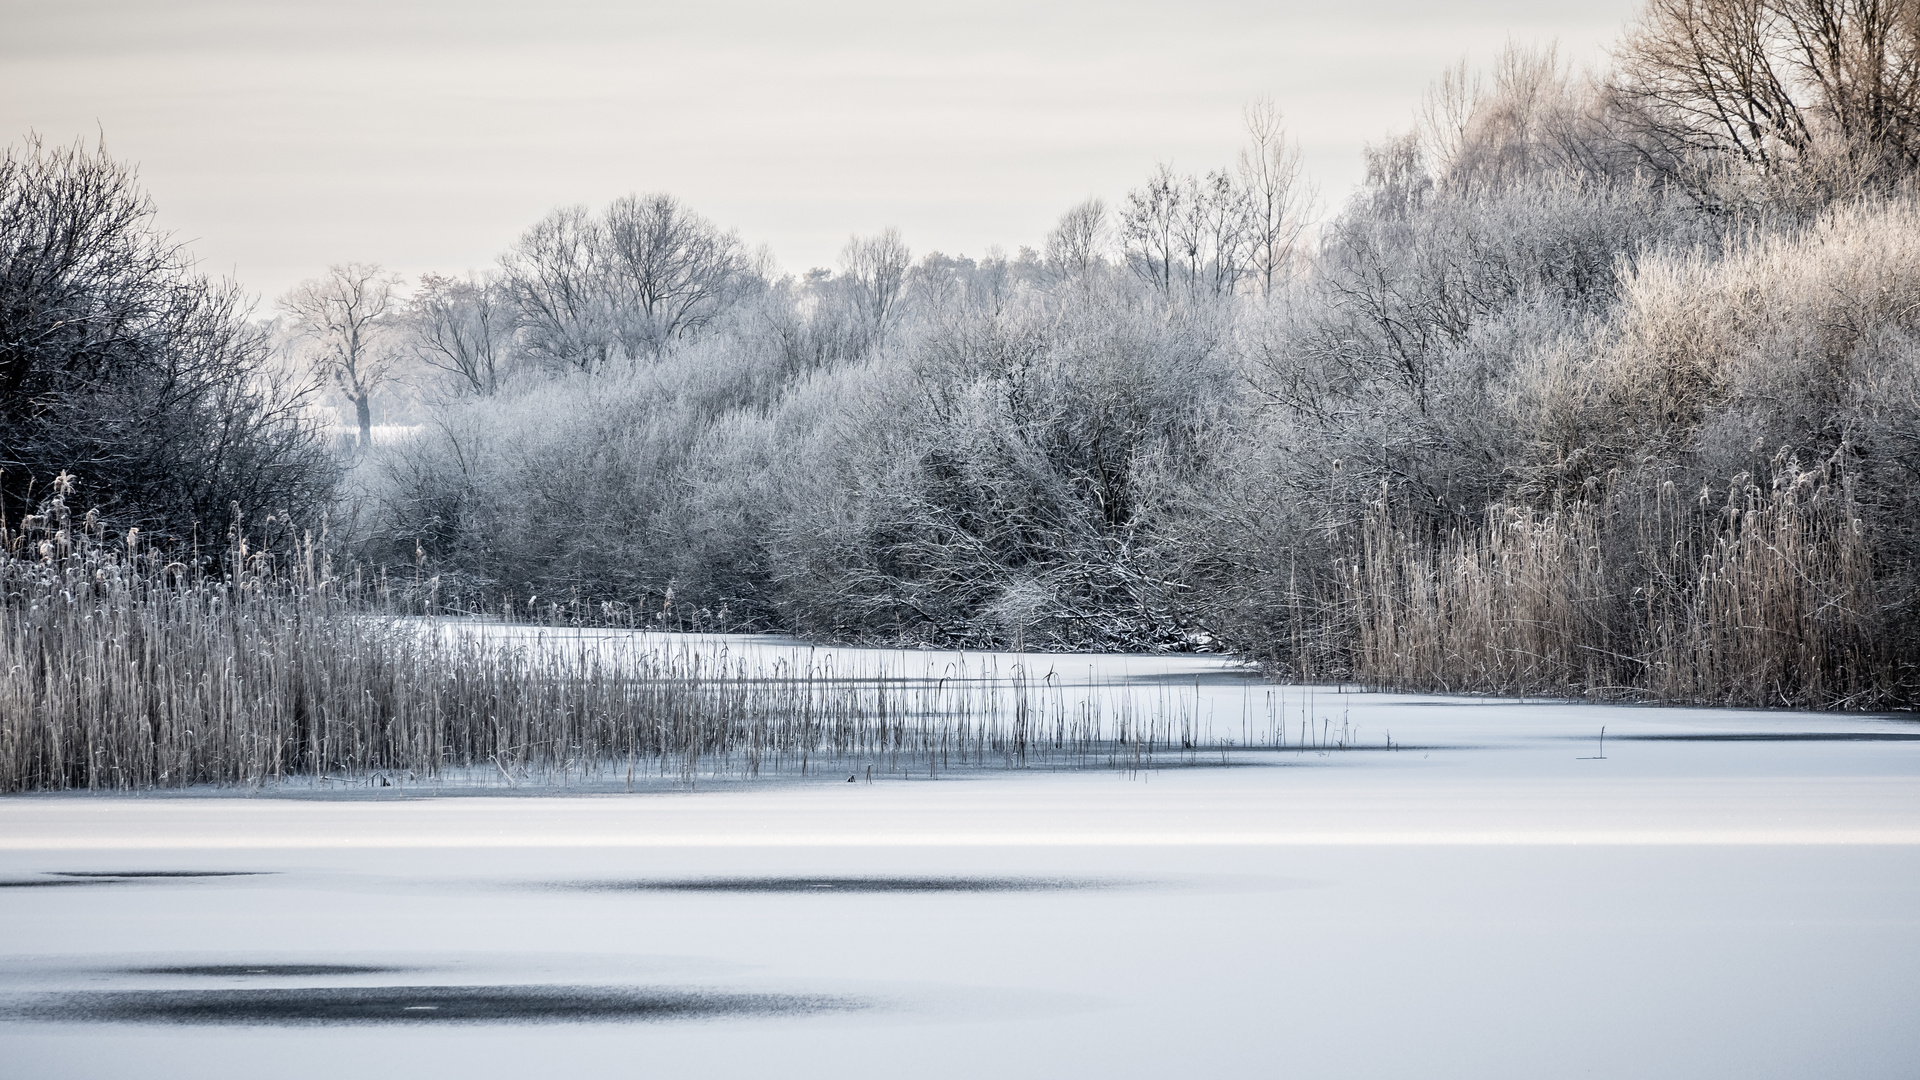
left=0, top=482, right=1262, bottom=792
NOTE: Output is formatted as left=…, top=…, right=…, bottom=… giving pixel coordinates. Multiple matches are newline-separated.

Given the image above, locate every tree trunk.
left=355, top=392, right=373, bottom=449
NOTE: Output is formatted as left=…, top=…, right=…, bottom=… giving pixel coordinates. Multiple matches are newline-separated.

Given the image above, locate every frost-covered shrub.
left=337, top=28, right=1920, bottom=704
left=0, top=139, right=335, bottom=548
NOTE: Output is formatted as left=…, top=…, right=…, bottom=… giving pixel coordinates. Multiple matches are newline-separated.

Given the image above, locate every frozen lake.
left=2, top=635, right=1917, bottom=1078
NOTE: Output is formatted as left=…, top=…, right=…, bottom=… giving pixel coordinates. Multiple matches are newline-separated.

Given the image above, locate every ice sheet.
left=2, top=634, right=1916, bottom=1079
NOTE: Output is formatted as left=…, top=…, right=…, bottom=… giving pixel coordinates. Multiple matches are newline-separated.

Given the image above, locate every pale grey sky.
left=3, top=0, right=1636, bottom=306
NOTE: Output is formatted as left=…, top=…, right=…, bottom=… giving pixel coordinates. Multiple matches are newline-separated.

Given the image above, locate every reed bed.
left=0, top=483, right=1283, bottom=793
left=1346, top=451, right=1901, bottom=708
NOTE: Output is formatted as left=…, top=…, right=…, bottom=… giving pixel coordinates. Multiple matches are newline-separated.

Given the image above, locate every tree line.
left=6, top=0, right=1919, bottom=706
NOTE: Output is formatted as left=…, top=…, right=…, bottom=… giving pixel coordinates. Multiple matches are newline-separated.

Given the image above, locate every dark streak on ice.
left=9, top=985, right=860, bottom=1026
left=565, top=876, right=1109, bottom=893
left=50, top=871, right=270, bottom=878
left=124, top=965, right=403, bottom=977
left=1, top=870, right=271, bottom=888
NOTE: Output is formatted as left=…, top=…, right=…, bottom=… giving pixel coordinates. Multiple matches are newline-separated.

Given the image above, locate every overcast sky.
left=4, top=0, right=1636, bottom=307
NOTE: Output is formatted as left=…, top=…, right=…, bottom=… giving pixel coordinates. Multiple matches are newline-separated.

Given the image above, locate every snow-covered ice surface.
left=2, top=632, right=1917, bottom=1078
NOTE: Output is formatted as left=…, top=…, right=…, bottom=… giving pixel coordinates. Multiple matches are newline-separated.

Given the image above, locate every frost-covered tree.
left=407, top=271, right=514, bottom=396
left=602, top=193, right=750, bottom=356
left=280, top=262, right=403, bottom=449
left=0, top=136, right=333, bottom=545
left=1613, top=0, right=1920, bottom=191
left=840, top=227, right=911, bottom=347
left=501, top=194, right=750, bottom=369
left=1238, top=101, right=1312, bottom=295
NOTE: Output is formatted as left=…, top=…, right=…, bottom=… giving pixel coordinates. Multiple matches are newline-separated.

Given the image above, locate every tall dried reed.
left=0, top=478, right=1254, bottom=792
left=1344, top=451, right=1898, bottom=707
left=1353, top=498, right=1613, bottom=696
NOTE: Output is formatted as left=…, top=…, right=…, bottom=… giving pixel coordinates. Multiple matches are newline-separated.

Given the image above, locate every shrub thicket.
left=0, top=138, right=335, bottom=549
left=10, top=2, right=1918, bottom=711
left=347, top=18, right=1920, bottom=706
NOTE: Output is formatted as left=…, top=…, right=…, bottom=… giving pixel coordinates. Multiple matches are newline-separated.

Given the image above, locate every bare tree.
left=1125, top=165, right=1257, bottom=300
left=1420, top=44, right=1585, bottom=192
left=1238, top=101, right=1313, bottom=295
left=840, top=227, right=912, bottom=343
left=1122, top=165, right=1184, bottom=300
left=502, top=195, right=749, bottom=367
left=1044, top=198, right=1110, bottom=288
left=603, top=193, right=749, bottom=356
left=280, top=263, right=402, bottom=449
left=0, top=136, right=334, bottom=545
left=500, top=205, right=616, bottom=372
left=1361, top=132, right=1434, bottom=218
left=1121, top=164, right=1259, bottom=297
left=1188, top=169, right=1257, bottom=297
left=1421, top=58, right=1481, bottom=179
left=1613, top=0, right=1920, bottom=188
left=408, top=271, right=513, bottom=395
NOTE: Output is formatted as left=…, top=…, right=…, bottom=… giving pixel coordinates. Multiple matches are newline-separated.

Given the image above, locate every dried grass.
left=1346, top=450, right=1896, bottom=707
left=0, top=480, right=1260, bottom=793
